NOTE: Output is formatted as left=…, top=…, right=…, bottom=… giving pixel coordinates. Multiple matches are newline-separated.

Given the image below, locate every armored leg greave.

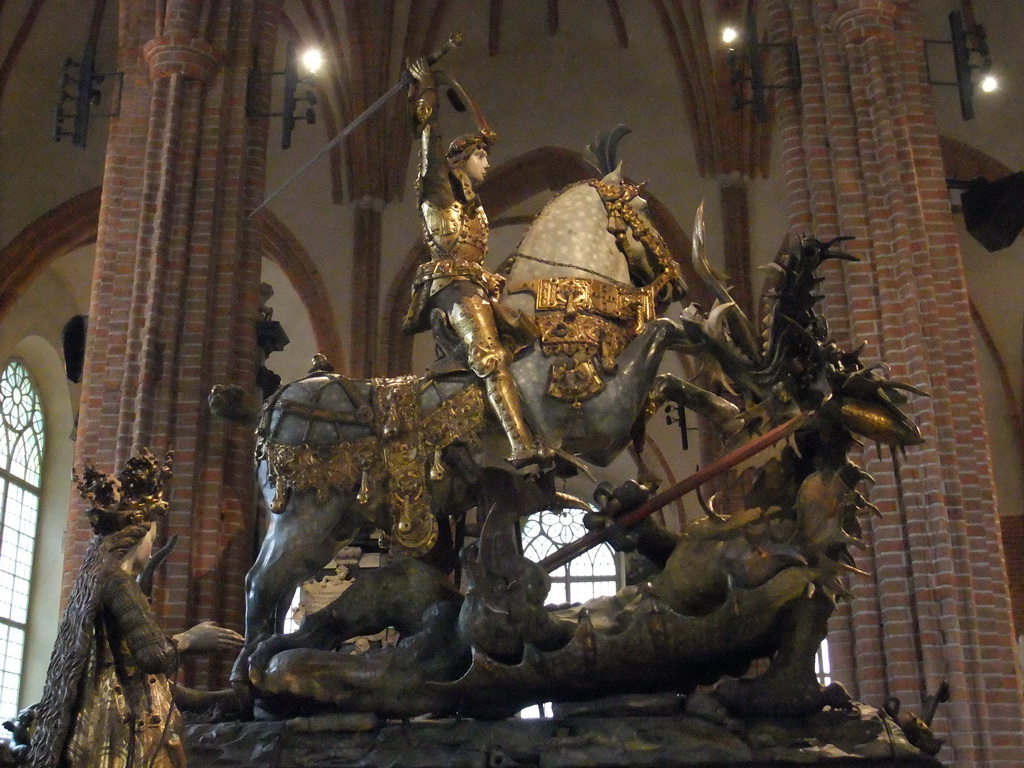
left=448, top=294, right=538, bottom=464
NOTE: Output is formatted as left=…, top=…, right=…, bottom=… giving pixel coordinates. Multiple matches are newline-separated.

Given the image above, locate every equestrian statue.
left=213, top=57, right=929, bottom=735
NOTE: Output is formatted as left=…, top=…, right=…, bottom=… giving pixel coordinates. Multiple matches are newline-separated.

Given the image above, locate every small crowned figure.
left=23, top=449, right=241, bottom=768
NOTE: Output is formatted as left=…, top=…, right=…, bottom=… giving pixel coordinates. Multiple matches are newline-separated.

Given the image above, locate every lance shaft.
left=539, top=415, right=806, bottom=573
left=249, top=33, right=462, bottom=217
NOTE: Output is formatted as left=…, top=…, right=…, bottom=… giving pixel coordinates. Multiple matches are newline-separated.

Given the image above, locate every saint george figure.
left=403, top=57, right=545, bottom=467
left=24, top=450, right=242, bottom=768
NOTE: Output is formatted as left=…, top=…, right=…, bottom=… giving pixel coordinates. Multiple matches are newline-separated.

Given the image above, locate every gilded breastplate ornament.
left=509, top=276, right=658, bottom=405
left=412, top=201, right=496, bottom=295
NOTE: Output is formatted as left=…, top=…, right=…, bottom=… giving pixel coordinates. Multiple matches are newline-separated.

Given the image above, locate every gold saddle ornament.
left=260, top=375, right=487, bottom=556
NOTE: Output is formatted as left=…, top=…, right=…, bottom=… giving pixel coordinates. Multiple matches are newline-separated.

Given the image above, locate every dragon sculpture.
left=242, top=216, right=926, bottom=721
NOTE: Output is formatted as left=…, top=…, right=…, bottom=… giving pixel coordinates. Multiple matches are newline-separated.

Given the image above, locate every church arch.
left=0, top=189, right=344, bottom=372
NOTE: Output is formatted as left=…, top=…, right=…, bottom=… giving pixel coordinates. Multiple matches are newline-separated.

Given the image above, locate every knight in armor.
left=404, top=57, right=546, bottom=468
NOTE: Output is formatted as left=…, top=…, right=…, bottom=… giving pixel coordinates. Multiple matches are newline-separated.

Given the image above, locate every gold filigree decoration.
left=588, top=179, right=687, bottom=308
left=375, top=376, right=437, bottom=555
left=512, top=277, right=655, bottom=329
left=260, top=382, right=486, bottom=556
left=509, top=277, right=653, bottom=406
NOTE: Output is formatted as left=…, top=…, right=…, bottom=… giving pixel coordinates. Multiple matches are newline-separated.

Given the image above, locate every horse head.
left=507, top=166, right=649, bottom=289
left=503, top=164, right=683, bottom=314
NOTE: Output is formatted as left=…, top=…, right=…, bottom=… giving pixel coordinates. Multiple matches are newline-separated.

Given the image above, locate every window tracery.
left=521, top=508, right=620, bottom=605
left=0, top=360, right=44, bottom=721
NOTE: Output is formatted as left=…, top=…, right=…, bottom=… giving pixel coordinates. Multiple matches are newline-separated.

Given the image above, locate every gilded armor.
left=403, top=57, right=542, bottom=465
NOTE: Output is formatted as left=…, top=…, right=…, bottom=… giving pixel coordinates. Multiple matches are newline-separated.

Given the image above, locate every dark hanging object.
left=61, top=315, right=88, bottom=383
left=961, top=171, right=1024, bottom=252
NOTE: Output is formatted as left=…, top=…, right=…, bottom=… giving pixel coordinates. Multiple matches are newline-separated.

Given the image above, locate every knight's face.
left=464, top=149, right=490, bottom=185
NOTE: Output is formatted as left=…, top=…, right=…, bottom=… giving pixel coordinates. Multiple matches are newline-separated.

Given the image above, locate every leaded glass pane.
left=816, top=637, right=832, bottom=686
left=0, top=624, right=25, bottom=723
left=0, top=360, right=44, bottom=720
left=0, top=362, right=43, bottom=487
left=9, top=434, right=31, bottom=489
left=521, top=509, right=619, bottom=606
left=0, top=478, right=38, bottom=626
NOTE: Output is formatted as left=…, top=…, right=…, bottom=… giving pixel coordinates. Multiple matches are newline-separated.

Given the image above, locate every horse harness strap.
left=509, top=276, right=656, bottom=329
left=505, top=251, right=631, bottom=288
left=262, top=356, right=375, bottom=432
left=588, top=179, right=681, bottom=287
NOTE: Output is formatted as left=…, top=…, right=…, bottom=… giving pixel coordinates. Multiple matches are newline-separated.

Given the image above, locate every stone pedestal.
left=185, top=702, right=944, bottom=768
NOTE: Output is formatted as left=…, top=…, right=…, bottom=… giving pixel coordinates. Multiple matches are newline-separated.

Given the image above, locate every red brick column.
left=69, top=0, right=281, bottom=686
left=768, top=1, right=1024, bottom=765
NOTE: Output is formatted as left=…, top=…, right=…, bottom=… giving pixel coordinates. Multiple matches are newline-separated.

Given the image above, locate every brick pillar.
left=768, top=1, right=1024, bottom=765
left=70, top=0, right=280, bottom=687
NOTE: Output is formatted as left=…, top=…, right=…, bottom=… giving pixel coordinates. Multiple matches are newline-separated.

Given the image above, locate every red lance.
left=539, top=415, right=807, bottom=573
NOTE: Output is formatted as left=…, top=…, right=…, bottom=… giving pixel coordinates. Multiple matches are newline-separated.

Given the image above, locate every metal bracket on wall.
left=727, top=8, right=800, bottom=123
left=925, top=10, right=992, bottom=121
left=246, top=40, right=318, bottom=150
left=53, top=41, right=123, bottom=148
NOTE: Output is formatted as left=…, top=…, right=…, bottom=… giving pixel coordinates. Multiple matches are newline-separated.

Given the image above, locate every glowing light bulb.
left=980, top=74, right=998, bottom=93
left=301, top=48, right=324, bottom=75
left=722, top=26, right=739, bottom=45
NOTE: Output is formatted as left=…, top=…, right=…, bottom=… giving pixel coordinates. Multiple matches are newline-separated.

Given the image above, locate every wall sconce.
left=53, top=43, right=123, bottom=148
left=247, top=40, right=319, bottom=150
left=925, top=10, right=993, bottom=121
left=727, top=9, right=800, bottom=123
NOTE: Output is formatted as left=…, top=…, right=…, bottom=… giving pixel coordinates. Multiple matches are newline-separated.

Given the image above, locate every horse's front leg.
left=231, top=491, right=355, bottom=685
left=644, top=315, right=697, bottom=352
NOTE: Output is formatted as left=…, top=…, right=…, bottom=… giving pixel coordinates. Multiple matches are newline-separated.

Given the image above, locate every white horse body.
left=510, top=173, right=633, bottom=285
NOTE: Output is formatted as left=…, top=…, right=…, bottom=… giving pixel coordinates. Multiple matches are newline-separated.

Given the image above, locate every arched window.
left=520, top=508, right=621, bottom=719
left=521, top=508, right=620, bottom=605
left=0, top=360, right=44, bottom=722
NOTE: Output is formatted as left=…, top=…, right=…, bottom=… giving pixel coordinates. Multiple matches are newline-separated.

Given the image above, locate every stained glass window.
left=521, top=508, right=620, bottom=606
left=0, top=361, right=44, bottom=722
left=520, top=507, right=621, bottom=718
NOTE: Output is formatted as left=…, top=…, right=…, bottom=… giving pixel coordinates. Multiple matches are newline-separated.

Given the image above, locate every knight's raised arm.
left=408, top=57, right=452, bottom=208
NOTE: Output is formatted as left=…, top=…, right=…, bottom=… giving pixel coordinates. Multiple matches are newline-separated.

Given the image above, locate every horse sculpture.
left=228, top=165, right=737, bottom=683
left=238, top=224, right=927, bottom=725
